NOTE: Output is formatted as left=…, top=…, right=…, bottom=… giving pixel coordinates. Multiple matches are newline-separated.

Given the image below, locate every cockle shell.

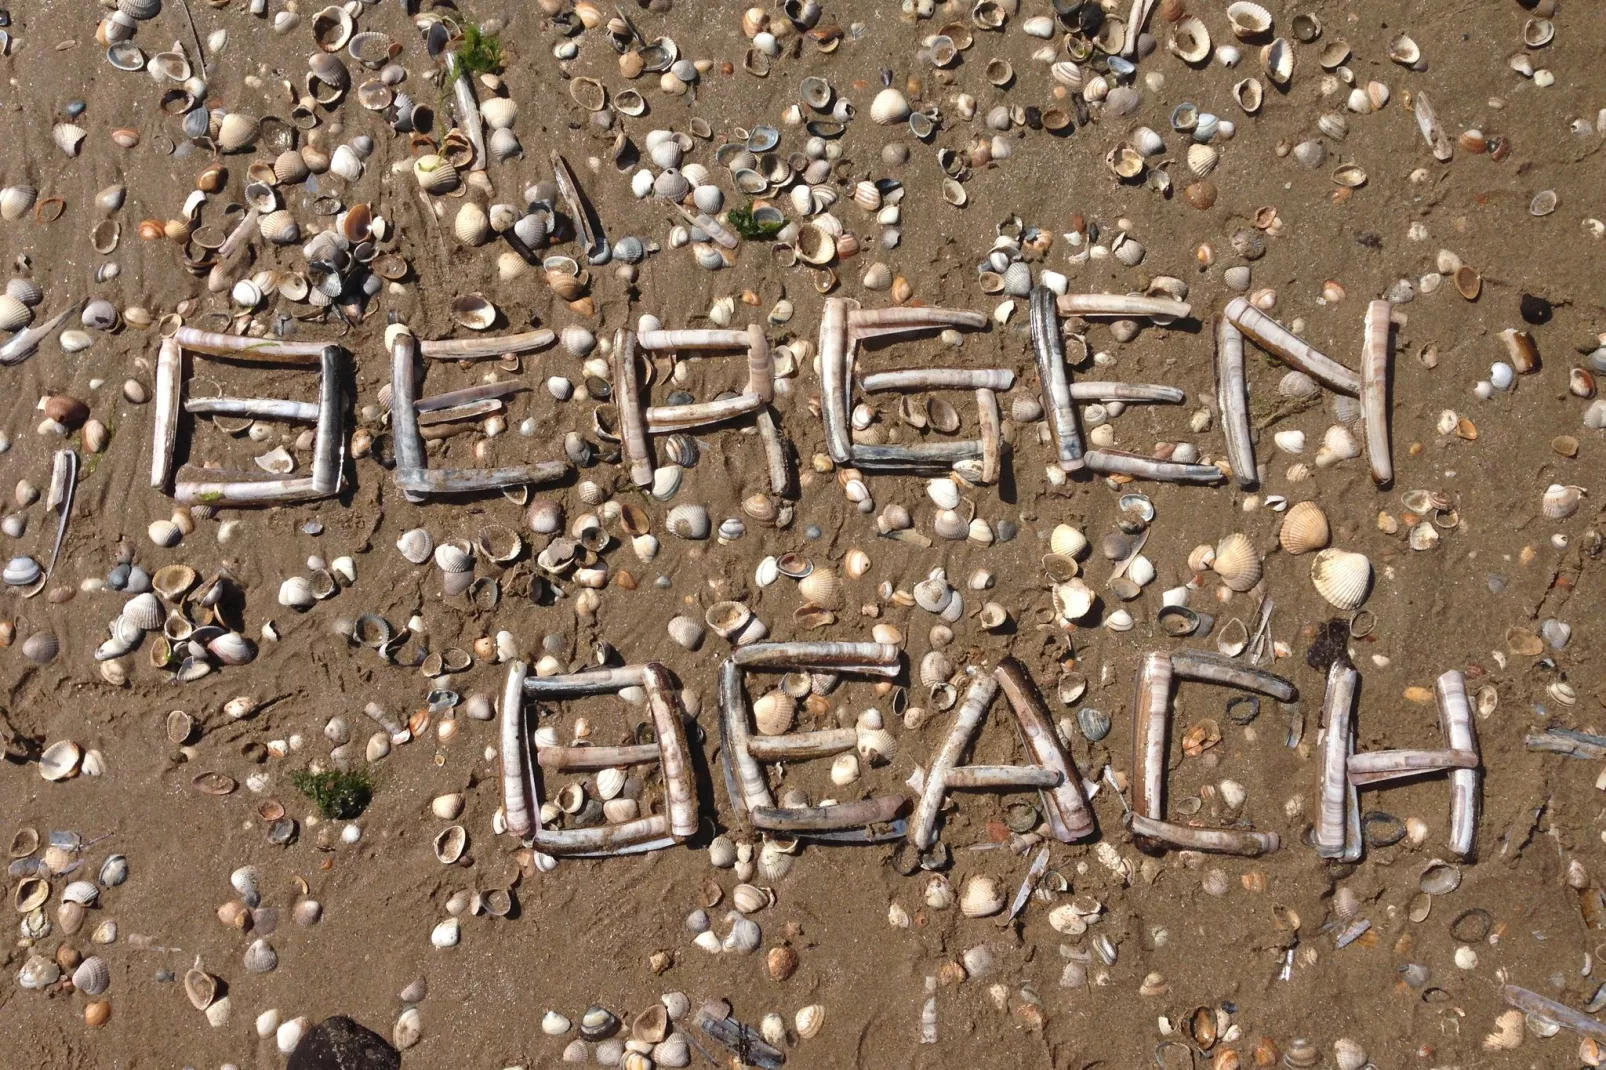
left=1542, top=483, right=1584, bottom=519
left=217, top=113, right=260, bottom=153
left=870, top=87, right=910, bottom=125
left=413, top=155, right=460, bottom=195
left=0, top=186, right=37, bottom=222
left=1226, top=1, right=1272, bottom=38
left=1279, top=501, right=1330, bottom=555
left=753, top=689, right=796, bottom=735
left=397, top=528, right=434, bottom=563
left=959, top=875, right=1004, bottom=918
left=1212, top=533, right=1262, bottom=591
left=1310, top=549, right=1372, bottom=609
left=454, top=202, right=490, bottom=246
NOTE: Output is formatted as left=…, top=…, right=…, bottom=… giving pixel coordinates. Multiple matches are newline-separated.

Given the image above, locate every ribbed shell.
left=217, top=113, right=260, bottom=153
left=1212, top=532, right=1263, bottom=591
left=1227, top=1, right=1272, bottom=37
left=274, top=151, right=310, bottom=184
left=1186, top=143, right=1219, bottom=178
left=0, top=294, right=31, bottom=331
left=73, top=956, right=111, bottom=995
left=413, top=155, right=459, bottom=194
left=797, top=567, right=842, bottom=608
left=667, top=615, right=704, bottom=650
left=1278, top=501, right=1330, bottom=555
left=53, top=124, right=87, bottom=157
left=396, top=528, right=433, bottom=563
left=752, top=690, right=796, bottom=735
left=489, top=128, right=522, bottom=162
left=123, top=592, right=164, bottom=631
left=433, top=543, right=473, bottom=573
left=0, top=186, right=37, bottom=221
left=454, top=202, right=489, bottom=246
left=1310, top=548, right=1372, bottom=609
left=259, top=210, right=300, bottom=244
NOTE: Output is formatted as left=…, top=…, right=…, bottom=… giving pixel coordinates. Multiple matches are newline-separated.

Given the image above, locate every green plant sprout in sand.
left=728, top=204, right=785, bottom=241
left=447, top=25, right=504, bottom=84
left=292, top=768, right=373, bottom=820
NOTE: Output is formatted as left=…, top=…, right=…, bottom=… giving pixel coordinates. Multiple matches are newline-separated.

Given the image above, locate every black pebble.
left=1520, top=293, right=1552, bottom=324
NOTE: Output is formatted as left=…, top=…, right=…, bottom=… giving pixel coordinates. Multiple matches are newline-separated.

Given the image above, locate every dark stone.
left=288, top=1017, right=400, bottom=1070
left=1519, top=293, right=1553, bottom=325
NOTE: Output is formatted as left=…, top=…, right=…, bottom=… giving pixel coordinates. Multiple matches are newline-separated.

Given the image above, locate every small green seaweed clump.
left=292, top=768, right=373, bottom=820
left=728, top=204, right=785, bottom=241
left=448, top=25, right=504, bottom=83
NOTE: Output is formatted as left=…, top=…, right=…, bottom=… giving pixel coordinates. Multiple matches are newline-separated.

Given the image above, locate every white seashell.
left=1053, top=579, right=1095, bottom=622
left=0, top=186, right=37, bottom=221
left=1543, top=483, right=1584, bottom=519
left=1310, top=548, right=1372, bottom=609
left=795, top=1004, right=825, bottom=1039
left=433, top=542, right=473, bottom=572
left=454, top=202, right=490, bottom=246
left=278, top=576, right=316, bottom=610
left=275, top=1015, right=307, bottom=1051
left=147, top=519, right=181, bottom=547
left=73, top=956, right=111, bottom=995
left=1050, top=525, right=1088, bottom=558
left=413, top=155, right=460, bottom=195
left=1213, top=533, right=1262, bottom=592
left=927, top=478, right=961, bottom=510
left=666, top=503, right=711, bottom=540
left=562, top=325, right=596, bottom=357
left=480, top=96, right=517, bottom=130
left=123, top=592, right=163, bottom=631
left=959, top=875, right=1004, bottom=918
left=1273, top=429, right=1305, bottom=454
left=1227, top=1, right=1272, bottom=37
left=1185, top=143, right=1218, bottom=178
left=217, top=113, right=260, bottom=153
left=397, top=528, right=434, bottom=563
left=752, top=690, right=796, bottom=735
left=430, top=917, right=460, bottom=948
left=54, top=124, right=88, bottom=157
left=870, top=87, right=911, bottom=125
left=394, top=1007, right=423, bottom=1050
left=243, top=938, right=278, bottom=973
